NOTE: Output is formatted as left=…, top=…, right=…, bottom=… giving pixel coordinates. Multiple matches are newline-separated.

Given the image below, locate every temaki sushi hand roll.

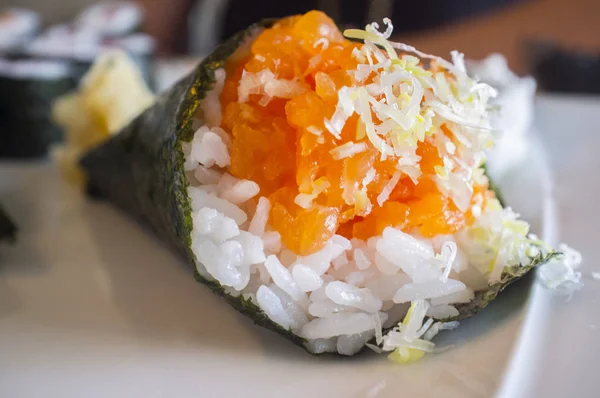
left=81, top=11, right=575, bottom=359
left=0, top=58, right=74, bottom=158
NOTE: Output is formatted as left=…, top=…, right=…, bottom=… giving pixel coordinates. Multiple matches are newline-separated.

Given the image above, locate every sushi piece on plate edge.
left=80, top=11, right=577, bottom=360
left=23, top=25, right=156, bottom=89
left=0, top=7, right=40, bottom=55
left=75, top=1, right=143, bottom=38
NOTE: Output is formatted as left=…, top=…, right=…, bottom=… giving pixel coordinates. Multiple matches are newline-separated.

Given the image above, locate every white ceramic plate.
left=0, top=94, right=596, bottom=397
left=497, top=94, right=600, bottom=398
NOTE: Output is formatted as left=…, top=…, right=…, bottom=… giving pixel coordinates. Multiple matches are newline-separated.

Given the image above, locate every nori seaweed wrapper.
left=451, top=251, right=557, bottom=320
left=0, top=205, right=17, bottom=244
left=81, top=20, right=303, bottom=348
left=80, top=20, right=554, bottom=354
left=0, top=71, right=75, bottom=158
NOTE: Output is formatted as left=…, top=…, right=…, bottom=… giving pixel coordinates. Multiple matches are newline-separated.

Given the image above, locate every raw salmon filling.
left=182, top=11, right=551, bottom=358
left=220, top=12, right=491, bottom=256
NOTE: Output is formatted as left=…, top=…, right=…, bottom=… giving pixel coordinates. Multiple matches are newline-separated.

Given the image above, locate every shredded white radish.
left=376, top=170, right=401, bottom=206
left=320, top=23, right=497, bottom=210
left=330, top=141, right=367, bottom=160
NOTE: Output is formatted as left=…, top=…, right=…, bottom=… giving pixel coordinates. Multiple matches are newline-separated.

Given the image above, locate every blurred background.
left=3, top=0, right=599, bottom=75
left=0, top=0, right=598, bottom=158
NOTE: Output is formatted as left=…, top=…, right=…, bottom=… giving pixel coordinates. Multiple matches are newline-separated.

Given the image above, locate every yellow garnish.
left=388, top=347, right=425, bottom=364
left=52, top=50, right=154, bottom=186
left=408, top=67, right=433, bottom=78
left=313, top=177, right=330, bottom=192
left=354, top=190, right=370, bottom=213
left=391, top=58, right=406, bottom=68
left=294, top=177, right=330, bottom=209
left=468, top=226, right=490, bottom=242
left=486, top=198, right=503, bottom=212
left=401, top=55, right=419, bottom=66
left=402, top=301, right=416, bottom=327
left=434, top=165, right=448, bottom=180
left=503, top=219, right=530, bottom=237
left=356, top=118, right=366, bottom=140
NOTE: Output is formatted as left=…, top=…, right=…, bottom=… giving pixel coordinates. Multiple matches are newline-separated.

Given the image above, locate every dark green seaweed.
left=452, top=251, right=559, bottom=320
left=0, top=73, right=75, bottom=158
left=0, top=205, right=16, bottom=243
left=80, top=20, right=306, bottom=349
left=81, top=20, right=554, bottom=354
left=483, top=163, right=505, bottom=206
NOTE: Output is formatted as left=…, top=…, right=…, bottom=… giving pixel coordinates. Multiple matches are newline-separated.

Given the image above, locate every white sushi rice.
left=181, top=76, right=550, bottom=356
left=185, top=156, right=547, bottom=355
left=182, top=38, right=581, bottom=356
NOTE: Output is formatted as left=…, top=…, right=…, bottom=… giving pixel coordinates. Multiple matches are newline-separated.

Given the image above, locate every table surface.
left=0, top=94, right=598, bottom=398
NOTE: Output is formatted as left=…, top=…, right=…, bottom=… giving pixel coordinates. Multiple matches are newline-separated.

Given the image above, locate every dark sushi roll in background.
left=23, top=21, right=155, bottom=89
left=0, top=8, right=40, bottom=55
left=0, top=2, right=154, bottom=159
left=0, top=205, right=16, bottom=244
left=0, top=58, right=75, bottom=158
left=23, top=24, right=102, bottom=83
left=73, top=0, right=152, bottom=86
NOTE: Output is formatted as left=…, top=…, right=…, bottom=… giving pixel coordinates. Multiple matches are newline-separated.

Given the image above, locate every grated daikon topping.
left=326, top=19, right=497, bottom=211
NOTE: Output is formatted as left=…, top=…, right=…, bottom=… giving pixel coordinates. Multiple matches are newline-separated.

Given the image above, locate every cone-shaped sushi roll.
left=81, top=12, right=564, bottom=358
left=0, top=205, right=16, bottom=244
left=0, top=58, right=75, bottom=158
